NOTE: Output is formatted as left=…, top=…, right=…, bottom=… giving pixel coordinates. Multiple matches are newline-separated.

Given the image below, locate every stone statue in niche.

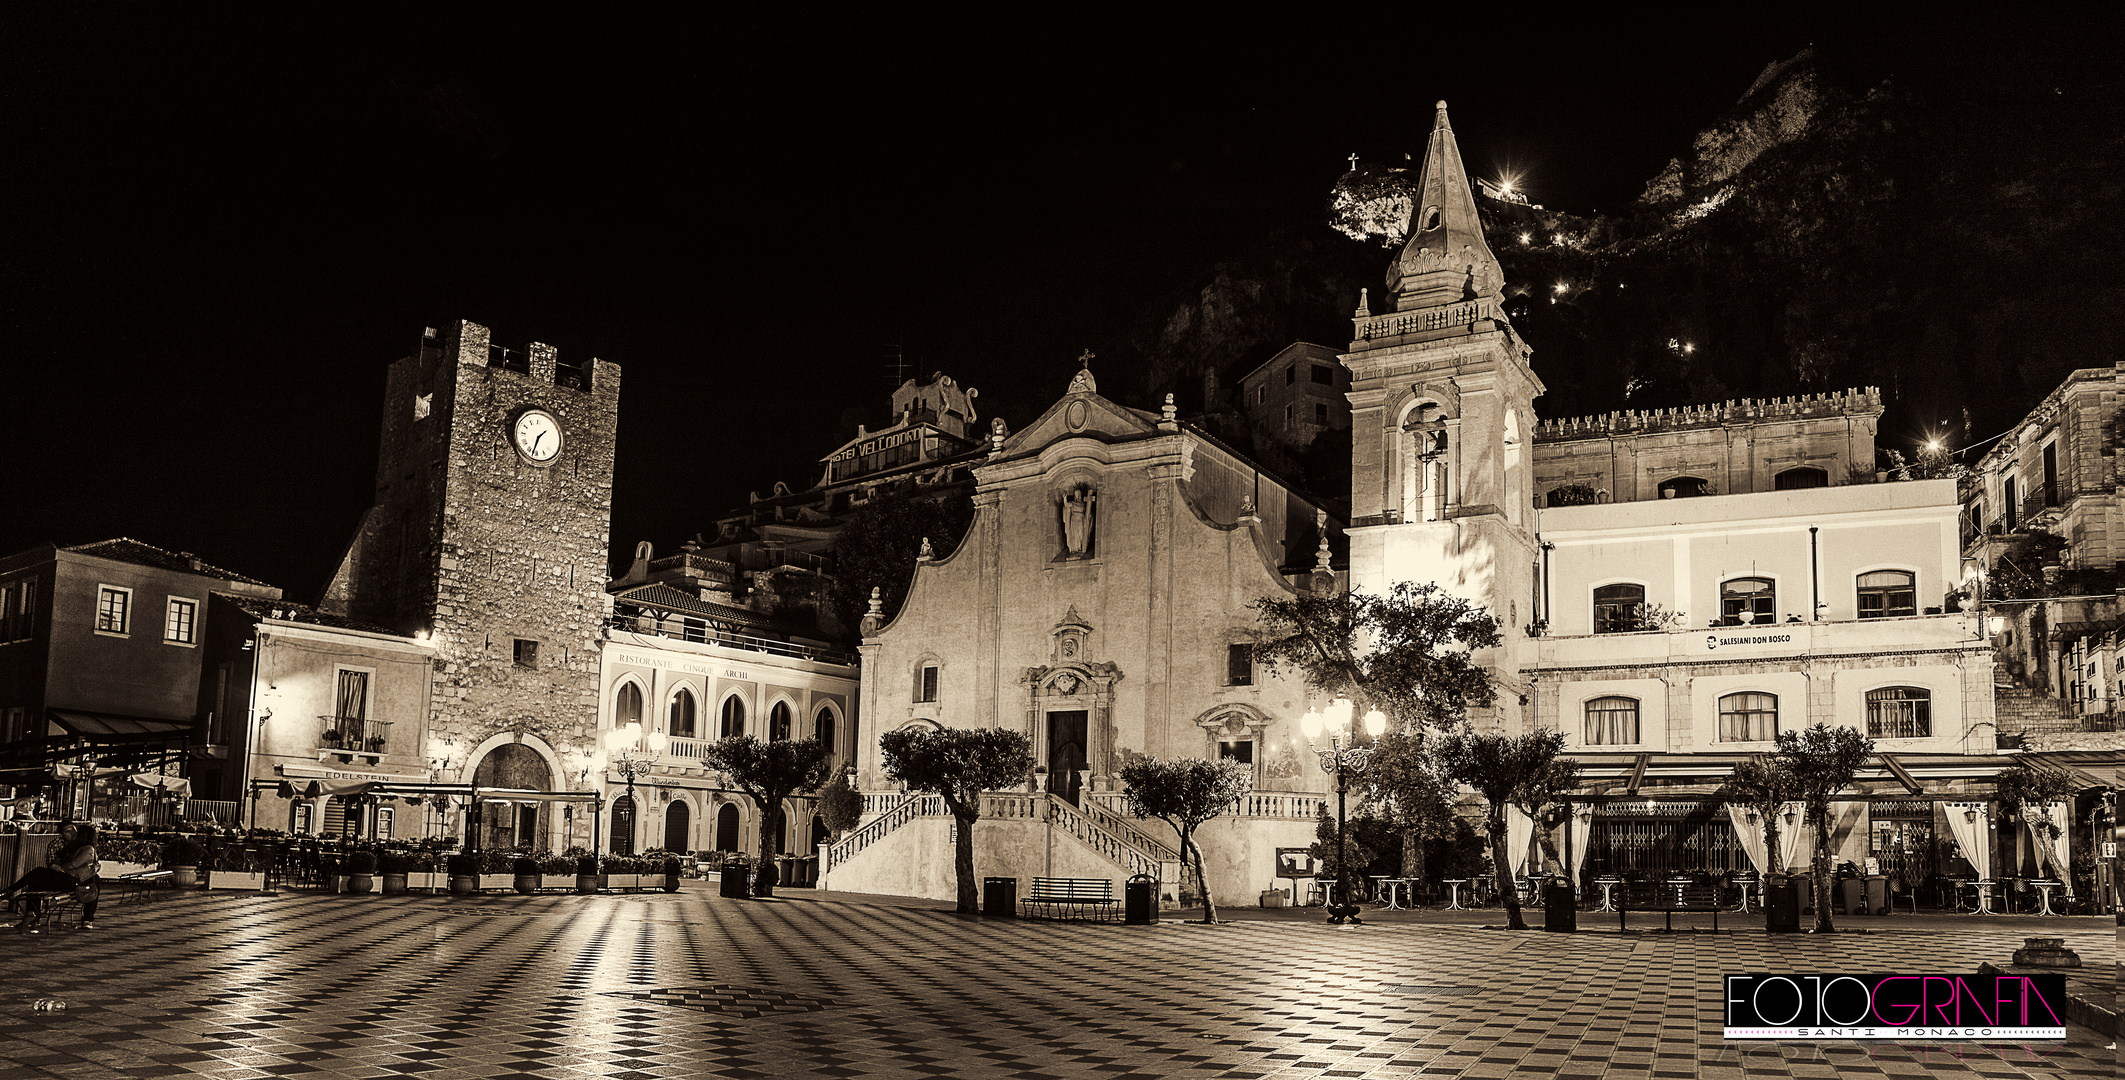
left=1063, top=486, right=1097, bottom=556
left=1059, top=637, right=1077, bottom=660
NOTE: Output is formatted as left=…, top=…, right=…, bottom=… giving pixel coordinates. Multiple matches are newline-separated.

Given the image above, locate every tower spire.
left=1387, top=100, right=1503, bottom=311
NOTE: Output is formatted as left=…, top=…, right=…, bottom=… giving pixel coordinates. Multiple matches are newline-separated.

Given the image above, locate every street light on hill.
left=1301, top=698, right=1387, bottom=925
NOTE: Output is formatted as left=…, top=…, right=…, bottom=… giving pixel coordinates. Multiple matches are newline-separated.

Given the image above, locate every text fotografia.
left=1724, top=974, right=2065, bottom=1040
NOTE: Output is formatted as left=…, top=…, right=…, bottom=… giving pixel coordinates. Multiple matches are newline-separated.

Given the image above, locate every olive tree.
left=1723, top=755, right=1802, bottom=874
left=1993, top=761, right=2075, bottom=879
left=700, top=736, right=835, bottom=895
left=877, top=726, right=1034, bottom=914
left=1119, top=756, right=1253, bottom=924
left=1434, top=728, right=1581, bottom=931
left=1768, top=723, right=1873, bottom=933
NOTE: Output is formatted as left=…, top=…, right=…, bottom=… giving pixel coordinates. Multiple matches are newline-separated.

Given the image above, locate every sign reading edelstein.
left=1725, top=974, right=2066, bottom=1040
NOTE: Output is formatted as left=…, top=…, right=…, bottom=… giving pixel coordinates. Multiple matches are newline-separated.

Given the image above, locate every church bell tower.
left=1342, top=102, right=1543, bottom=729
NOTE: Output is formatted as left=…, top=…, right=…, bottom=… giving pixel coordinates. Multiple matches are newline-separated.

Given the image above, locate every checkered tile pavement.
left=0, top=886, right=2110, bottom=1078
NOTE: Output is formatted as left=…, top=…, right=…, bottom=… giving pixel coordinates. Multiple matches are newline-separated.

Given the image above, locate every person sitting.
left=1, top=823, right=100, bottom=932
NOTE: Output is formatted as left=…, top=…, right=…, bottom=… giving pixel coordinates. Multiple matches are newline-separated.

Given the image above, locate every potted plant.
left=576, top=854, right=603, bottom=894
left=447, top=853, right=479, bottom=895
left=380, top=851, right=412, bottom=894
left=513, top=855, right=539, bottom=895
left=604, top=855, right=642, bottom=892
left=404, top=850, right=444, bottom=893
left=661, top=854, right=684, bottom=893
left=99, top=836, right=162, bottom=877
left=538, top=854, right=578, bottom=892
left=346, top=850, right=378, bottom=894
left=164, top=836, right=205, bottom=888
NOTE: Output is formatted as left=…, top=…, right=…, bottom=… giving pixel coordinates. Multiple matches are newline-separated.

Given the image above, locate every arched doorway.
left=610, top=795, right=637, bottom=856
left=664, top=799, right=691, bottom=853
left=810, top=814, right=828, bottom=849
left=715, top=802, right=740, bottom=851
left=473, top=743, right=553, bottom=851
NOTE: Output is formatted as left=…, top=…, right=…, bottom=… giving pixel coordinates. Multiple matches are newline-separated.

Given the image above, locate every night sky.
left=1, top=11, right=2076, bottom=598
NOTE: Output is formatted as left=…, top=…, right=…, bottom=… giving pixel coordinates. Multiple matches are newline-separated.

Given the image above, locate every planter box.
left=607, top=874, right=641, bottom=891
left=539, top=875, right=576, bottom=892
left=405, top=872, right=446, bottom=892
left=101, top=861, right=157, bottom=879
left=207, top=870, right=269, bottom=891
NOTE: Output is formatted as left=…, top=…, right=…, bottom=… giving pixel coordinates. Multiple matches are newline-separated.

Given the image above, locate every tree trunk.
left=1488, top=808, right=1525, bottom=930
left=754, top=801, right=778, bottom=897
left=1185, top=832, right=1216, bottom=924
left=1403, top=829, right=1424, bottom=902
left=953, top=807, right=979, bottom=914
left=1810, top=803, right=1834, bottom=933
left=1763, top=815, right=1783, bottom=875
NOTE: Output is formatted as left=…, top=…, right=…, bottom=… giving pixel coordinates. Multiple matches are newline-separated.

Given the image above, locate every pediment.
left=999, top=391, right=1161, bottom=458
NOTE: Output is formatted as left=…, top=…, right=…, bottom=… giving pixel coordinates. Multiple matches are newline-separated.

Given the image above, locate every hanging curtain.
left=1774, top=802, right=1808, bottom=872
left=1569, top=806, right=1594, bottom=881
left=2025, top=801, right=2071, bottom=886
left=1506, top=806, right=1535, bottom=877
left=1940, top=801, right=1992, bottom=878
left=1727, top=805, right=1770, bottom=875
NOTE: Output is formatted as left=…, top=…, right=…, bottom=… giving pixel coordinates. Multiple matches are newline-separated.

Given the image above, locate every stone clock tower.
left=1343, top=103, right=1542, bottom=730
left=322, top=318, right=621, bottom=796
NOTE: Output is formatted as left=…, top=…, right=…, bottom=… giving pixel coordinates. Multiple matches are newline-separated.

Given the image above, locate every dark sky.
left=0, top=10, right=2054, bottom=598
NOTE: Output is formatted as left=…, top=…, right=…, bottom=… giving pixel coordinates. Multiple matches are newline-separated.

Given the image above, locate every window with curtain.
left=614, top=683, right=643, bottom=726
left=669, top=688, right=696, bottom=738
left=1857, top=570, right=1917, bottom=619
left=336, top=669, right=369, bottom=722
left=1718, top=692, right=1778, bottom=741
left=1583, top=697, right=1639, bottom=745
left=1593, top=584, right=1646, bottom=633
left=1720, top=578, right=1775, bottom=624
left=1866, top=687, right=1931, bottom=738
left=719, top=696, right=746, bottom=738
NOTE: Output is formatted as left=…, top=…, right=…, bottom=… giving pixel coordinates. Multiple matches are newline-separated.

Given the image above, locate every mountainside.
left=1130, top=47, right=2122, bottom=477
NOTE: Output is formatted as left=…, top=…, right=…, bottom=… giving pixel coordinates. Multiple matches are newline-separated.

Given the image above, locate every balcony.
left=603, top=615, right=857, bottom=666
left=1537, top=613, right=1981, bottom=667
left=319, top=716, right=391, bottom=764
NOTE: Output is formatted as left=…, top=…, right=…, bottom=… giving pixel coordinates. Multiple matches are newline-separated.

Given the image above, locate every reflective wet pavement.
left=0, top=885, right=2111, bottom=1078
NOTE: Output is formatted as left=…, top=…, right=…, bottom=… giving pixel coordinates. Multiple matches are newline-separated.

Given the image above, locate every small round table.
left=1730, top=873, right=1758, bottom=913
left=1665, top=877, right=1693, bottom=907
left=1442, top=879, right=1469, bottom=910
left=2030, top=879, right=2064, bottom=916
left=1940, top=877, right=1970, bottom=912
left=1372, top=877, right=1410, bottom=910
left=1594, top=876, right=1622, bottom=912
left=1966, top=879, right=1998, bottom=915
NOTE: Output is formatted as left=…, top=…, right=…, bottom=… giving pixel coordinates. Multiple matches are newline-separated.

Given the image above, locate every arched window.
left=668, top=688, right=696, bottom=738
left=1718, top=692, right=1778, bottom=742
left=1857, top=571, right=1917, bottom=619
left=815, top=706, right=836, bottom=752
left=614, top=683, right=643, bottom=727
left=719, top=696, right=746, bottom=738
left=1773, top=466, right=1828, bottom=490
left=1658, top=476, right=1710, bottom=499
left=1584, top=697, right=1639, bottom=745
left=1593, top=584, right=1646, bottom=634
left=770, top=702, right=793, bottom=742
left=1720, top=578, right=1775, bottom=624
left=1866, top=687, right=1931, bottom=739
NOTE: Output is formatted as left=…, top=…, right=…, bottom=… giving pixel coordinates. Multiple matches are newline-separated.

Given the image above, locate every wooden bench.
left=1020, top=877, right=1119, bottom=922
left=1617, top=880, right=1724, bottom=932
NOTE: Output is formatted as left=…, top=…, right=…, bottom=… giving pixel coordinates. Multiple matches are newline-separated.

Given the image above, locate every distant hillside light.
left=1924, top=438, right=1944, bottom=453
left=1553, top=282, right=1569, bottom=294
left=1519, top=232, right=1532, bottom=245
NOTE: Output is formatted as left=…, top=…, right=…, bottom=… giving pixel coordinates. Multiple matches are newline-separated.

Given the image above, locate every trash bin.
left=1838, top=876, right=1865, bottom=915
left=719, top=863, right=750, bottom=898
left=1863, top=874, right=1889, bottom=915
left=1764, top=874, right=1799, bottom=933
left=983, top=876, right=1017, bottom=917
left=1125, top=874, right=1157, bottom=925
left=1543, top=879, right=1576, bottom=932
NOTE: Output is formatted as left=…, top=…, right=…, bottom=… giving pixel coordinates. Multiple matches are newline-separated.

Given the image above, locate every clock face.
left=512, top=409, right=563, bottom=464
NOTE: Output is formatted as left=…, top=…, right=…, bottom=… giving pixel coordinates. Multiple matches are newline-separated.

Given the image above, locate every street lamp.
left=604, top=721, right=665, bottom=855
left=1300, top=698, right=1387, bottom=925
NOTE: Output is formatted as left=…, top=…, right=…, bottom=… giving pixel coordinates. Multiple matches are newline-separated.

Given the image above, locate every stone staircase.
left=823, top=790, right=1179, bottom=884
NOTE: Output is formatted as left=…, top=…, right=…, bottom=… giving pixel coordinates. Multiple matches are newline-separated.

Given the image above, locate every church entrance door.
left=1046, top=710, right=1088, bottom=806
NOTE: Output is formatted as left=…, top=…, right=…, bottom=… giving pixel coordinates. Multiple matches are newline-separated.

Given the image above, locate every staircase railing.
left=1046, top=796, right=1166, bottom=880
left=826, top=793, right=923, bottom=873
left=1082, top=799, right=1180, bottom=861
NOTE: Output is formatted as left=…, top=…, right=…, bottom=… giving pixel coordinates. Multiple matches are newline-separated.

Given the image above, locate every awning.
left=2014, top=751, right=2118, bottom=793
left=47, top=709, right=190, bottom=739
left=1567, top=751, right=2027, bottom=796
left=129, top=773, right=192, bottom=797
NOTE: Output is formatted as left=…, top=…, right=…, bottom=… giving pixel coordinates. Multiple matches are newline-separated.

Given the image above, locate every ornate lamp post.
left=1300, top=698, right=1387, bottom=925
left=603, top=721, right=665, bottom=856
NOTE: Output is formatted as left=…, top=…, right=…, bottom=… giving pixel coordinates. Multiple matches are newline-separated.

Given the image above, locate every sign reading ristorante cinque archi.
left=1724, top=973, right=2065, bottom=1040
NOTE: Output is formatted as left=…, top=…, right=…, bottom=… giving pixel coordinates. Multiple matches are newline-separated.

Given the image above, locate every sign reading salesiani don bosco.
left=1724, top=974, right=2066, bottom=1040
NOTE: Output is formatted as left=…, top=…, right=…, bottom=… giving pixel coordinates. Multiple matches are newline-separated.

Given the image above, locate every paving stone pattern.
left=0, top=888, right=2111, bottom=1079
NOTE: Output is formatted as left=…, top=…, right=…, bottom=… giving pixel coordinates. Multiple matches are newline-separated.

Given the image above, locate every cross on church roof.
left=1347, top=152, right=1359, bottom=171
left=1078, top=348, right=1095, bottom=370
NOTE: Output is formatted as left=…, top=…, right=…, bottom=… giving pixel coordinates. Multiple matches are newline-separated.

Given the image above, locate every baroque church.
left=830, top=102, right=2076, bottom=908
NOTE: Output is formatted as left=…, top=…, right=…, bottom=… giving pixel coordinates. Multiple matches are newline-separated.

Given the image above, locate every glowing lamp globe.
left=1325, top=698, right=1354, bottom=731
left=1362, top=708, right=1388, bottom=738
left=1299, top=708, right=1324, bottom=740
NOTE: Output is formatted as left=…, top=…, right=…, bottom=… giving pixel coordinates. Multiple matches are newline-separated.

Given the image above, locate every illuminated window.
left=668, top=689, right=696, bottom=738
left=164, top=597, right=197, bottom=644
left=719, top=696, right=746, bottom=738
left=1866, top=687, right=1931, bottom=739
left=96, top=585, right=131, bottom=634
left=615, top=683, right=643, bottom=727
left=1718, top=692, right=1778, bottom=742
left=1857, top=571, right=1916, bottom=619
left=1584, top=697, right=1639, bottom=745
